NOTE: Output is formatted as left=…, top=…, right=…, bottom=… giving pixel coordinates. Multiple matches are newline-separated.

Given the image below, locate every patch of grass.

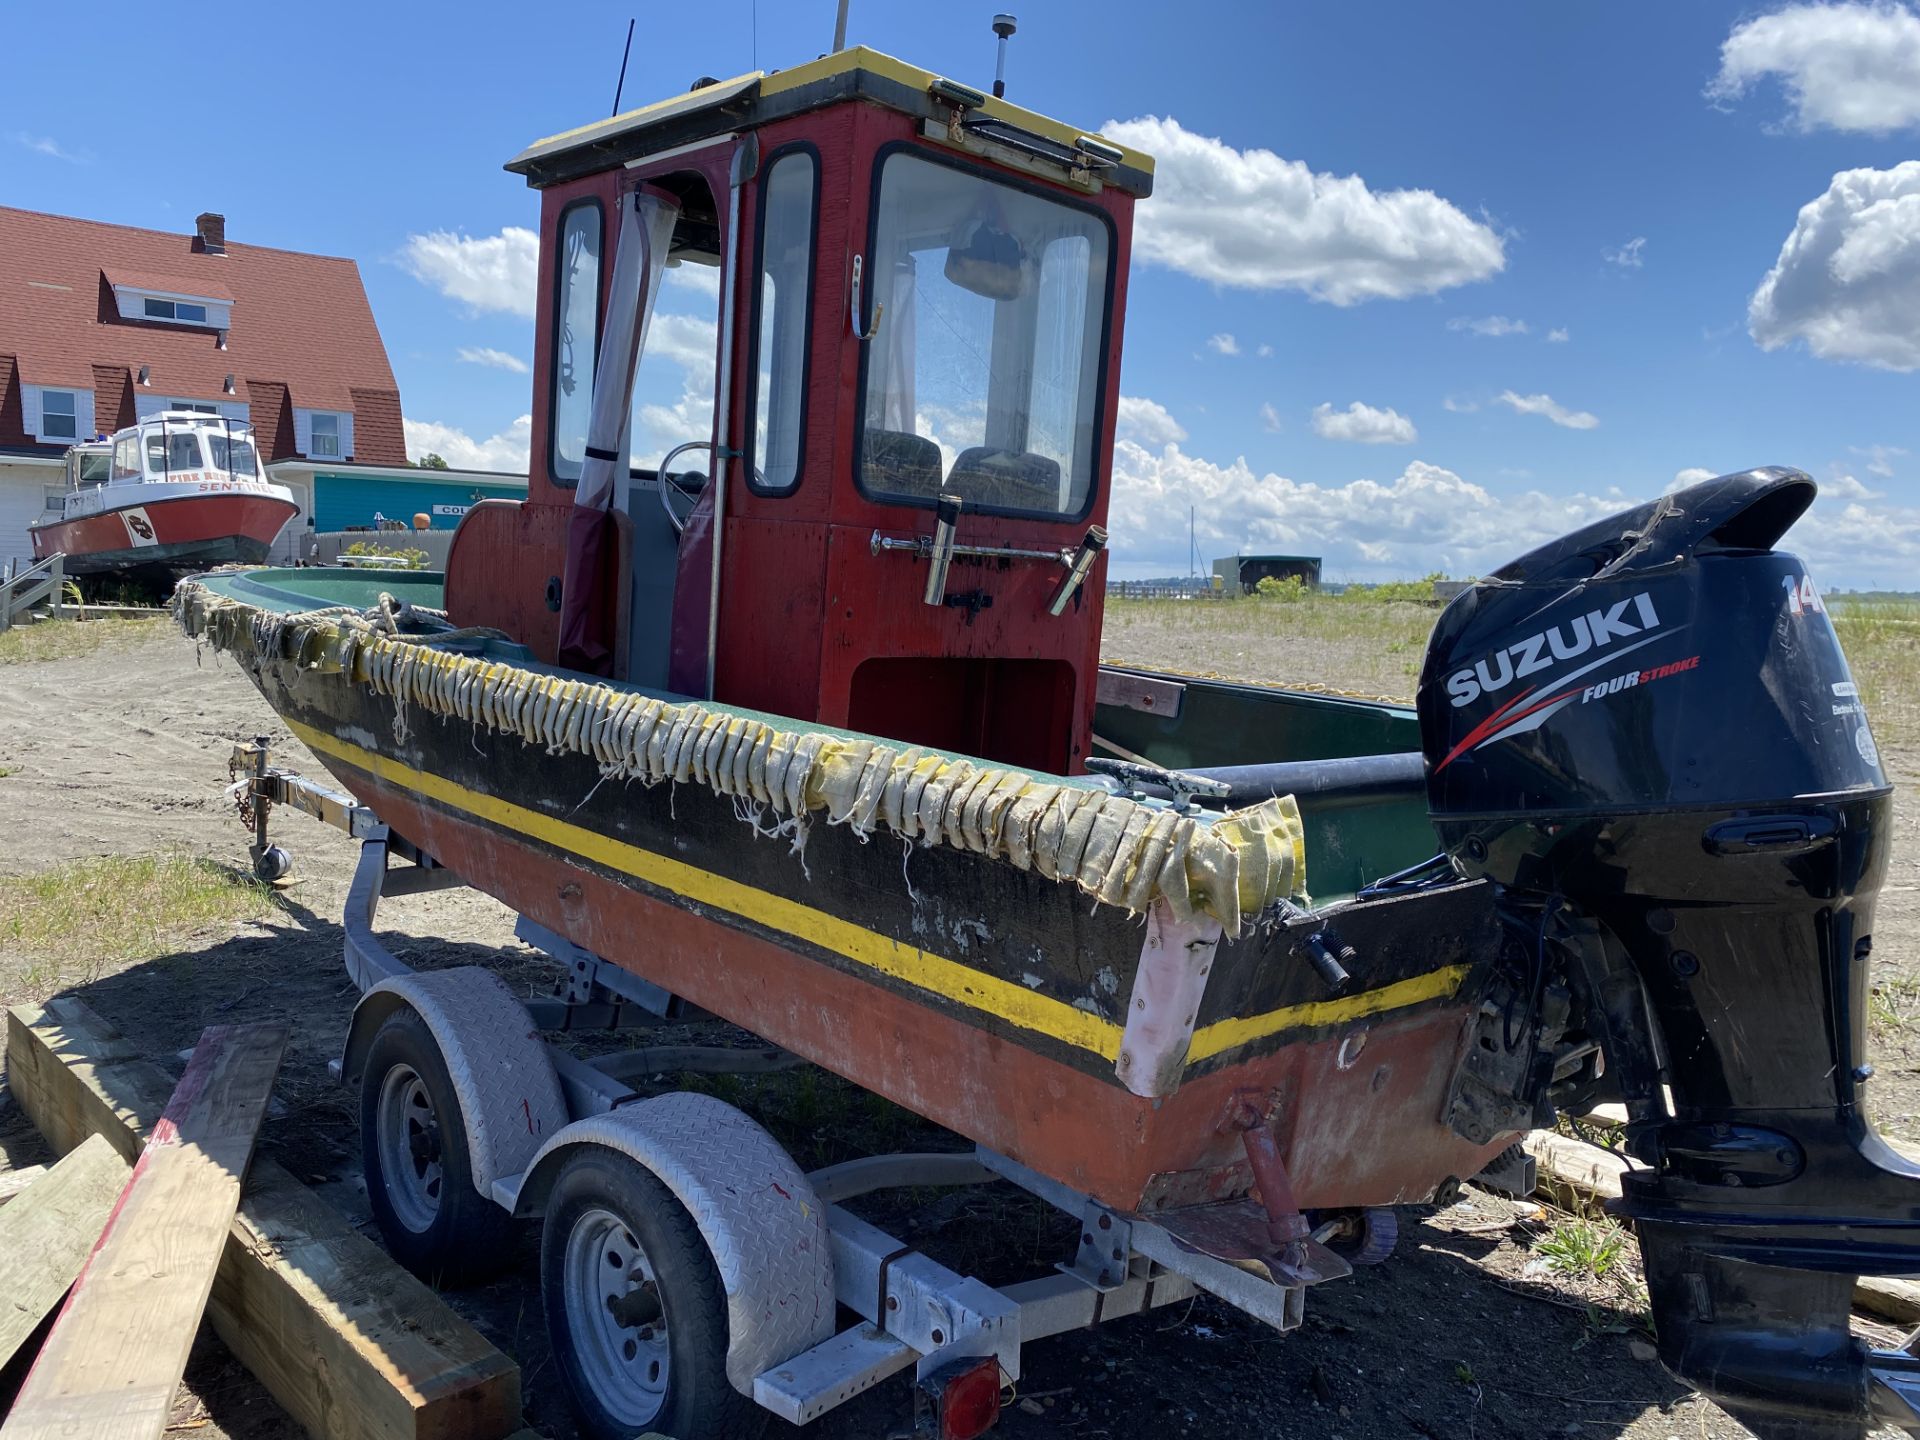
left=1832, top=597, right=1920, bottom=754
left=1535, top=1216, right=1629, bottom=1281
left=0, top=616, right=169, bottom=666
left=0, top=765, right=14, bottom=779
left=1102, top=594, right=1436, bottom=702
left=0, top=854, right=283, bottom=1002
left=1871, top=974, right=1920, bottom=1039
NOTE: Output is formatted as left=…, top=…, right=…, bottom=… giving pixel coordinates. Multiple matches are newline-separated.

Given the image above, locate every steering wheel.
left=654, top=440, right=762, bottom=534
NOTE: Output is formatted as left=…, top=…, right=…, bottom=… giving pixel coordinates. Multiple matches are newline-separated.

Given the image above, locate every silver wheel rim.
left=375, top=1064, right=443, bottom=1233
left=563, top=1206, right=671, bottom=1427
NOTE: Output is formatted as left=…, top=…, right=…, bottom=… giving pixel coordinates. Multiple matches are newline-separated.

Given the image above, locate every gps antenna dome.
left=992, top=14, right=1017, bottom=98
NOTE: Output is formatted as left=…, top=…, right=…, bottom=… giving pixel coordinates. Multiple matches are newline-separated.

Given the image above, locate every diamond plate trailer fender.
left=506, top=1095, right=837, bottom=1393
left=339, top=966, right=570, bottom=1197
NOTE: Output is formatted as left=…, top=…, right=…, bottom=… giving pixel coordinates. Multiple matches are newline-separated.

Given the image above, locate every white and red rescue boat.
left=30, top=410, right=298, bottom=582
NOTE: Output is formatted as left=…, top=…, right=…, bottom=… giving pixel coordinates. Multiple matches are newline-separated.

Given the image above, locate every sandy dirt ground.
left=1, top=624, right=1914, bottom=1440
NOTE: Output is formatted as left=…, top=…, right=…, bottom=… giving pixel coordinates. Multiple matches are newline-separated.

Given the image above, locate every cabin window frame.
left=852, top=140, right=1117, bottom=527
left=743, top=142, right=822, bottom=498
left=547, top=195, right=606, bottom=490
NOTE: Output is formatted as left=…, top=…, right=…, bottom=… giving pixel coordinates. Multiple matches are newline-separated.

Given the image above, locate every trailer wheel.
left=253, top=844, right=293, bottom=883
left=360, top=1008, right=515, bottom=1285
left=541, top=1146, right=765, bottom=1440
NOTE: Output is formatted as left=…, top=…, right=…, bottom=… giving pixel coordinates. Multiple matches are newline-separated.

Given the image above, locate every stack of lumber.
left=1, top=998, right=531, bottom=1439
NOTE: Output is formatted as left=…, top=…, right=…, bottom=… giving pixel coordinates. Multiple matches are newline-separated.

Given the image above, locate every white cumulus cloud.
left=400, top=226, right=540, bottom=317
left=1207, top=332, right=1241, bottom=356
left=1668, top=467, right=1719, bottom=492
left=1103, top=426, right=1920, bottom=585
left=456, top=346, right=530, bottom=374
left=1605, top=237, right=1647, bottom=269
left=1749, top=161, right=1920, bottom=370
left=1497, top=391, right=1600, bottom=430
left=1312, top=401, right=1418, bottom=445
left=1101, top=115, right=1505, bottom=304
left=1448, top=315, right=1530, bottom=337
left=1547, top=327, right=1570, bottom=343
left=1708, top=2, right=1920, bottom=135
left=402, top=414, right=532, bottom=472
left=11, top=132, right=89, bottom=164
left=1115, top=396, right=1188, bottom=447
left=1260, top=402, right=1283, bottom=432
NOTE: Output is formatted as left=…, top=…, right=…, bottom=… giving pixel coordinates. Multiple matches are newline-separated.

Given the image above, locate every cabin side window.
left=549, top=199, right=604, bottom=487
left=747, top=148, right=819, bottom=495
left=857, top=147, right=1112, bottom=521
left=113, top=437, right=141, bottom=479
left=146, top=432, right=203, bottom=473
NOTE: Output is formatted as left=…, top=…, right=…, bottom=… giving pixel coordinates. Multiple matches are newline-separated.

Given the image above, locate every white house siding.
left=0, top=458, right=63, bottom=576
left=268, top=473, right=314, bottom=564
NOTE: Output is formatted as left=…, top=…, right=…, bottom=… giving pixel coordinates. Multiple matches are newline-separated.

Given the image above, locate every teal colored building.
left=261, top=460, right=528, bottom=563
left=307, top=469, right=526, bottom=531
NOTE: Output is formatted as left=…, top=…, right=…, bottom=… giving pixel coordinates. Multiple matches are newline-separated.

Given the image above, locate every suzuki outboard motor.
left=1418, top=469, right=1919, bottom=1436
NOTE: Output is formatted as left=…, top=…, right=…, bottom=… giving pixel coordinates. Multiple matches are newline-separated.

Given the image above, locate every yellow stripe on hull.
left=290, top=719, right=1466, bottom=1071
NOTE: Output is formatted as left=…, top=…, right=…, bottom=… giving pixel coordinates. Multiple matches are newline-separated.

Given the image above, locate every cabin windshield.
left=859, top=148, right=1111, bottom=520
left=207, top=434, right=260, bottom=478
left=146, top=431, right=204, bottom=473
left=70, top=450, right=111, bottom=487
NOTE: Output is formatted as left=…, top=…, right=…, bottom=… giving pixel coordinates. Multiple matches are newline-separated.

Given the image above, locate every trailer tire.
left=360, top=1008, right=516, bottom=1285
left=542, top=1146, right=766, bottom=1440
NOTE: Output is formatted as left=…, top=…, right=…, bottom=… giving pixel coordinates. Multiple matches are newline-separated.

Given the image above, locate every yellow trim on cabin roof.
left=289, top=719, right=1458, bottom=1071
left=526, top=68, right=766, bottom=153
left=759, top=46, right=1154, bottom=174
left=519, top=46, right=1153, bottom=175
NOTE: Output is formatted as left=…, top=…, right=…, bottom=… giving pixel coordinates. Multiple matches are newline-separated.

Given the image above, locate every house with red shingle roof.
left=1, top=206, right=524, bottom=569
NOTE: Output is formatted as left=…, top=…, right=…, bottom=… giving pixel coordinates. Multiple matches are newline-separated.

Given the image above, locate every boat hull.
left=247, top=655, right=1515, bottom=1217
left=31, top=492, right=298, bottom=580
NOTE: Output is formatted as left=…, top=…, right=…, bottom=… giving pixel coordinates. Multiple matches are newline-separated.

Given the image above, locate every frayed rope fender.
left=174, top=582, right=1306, bottom=937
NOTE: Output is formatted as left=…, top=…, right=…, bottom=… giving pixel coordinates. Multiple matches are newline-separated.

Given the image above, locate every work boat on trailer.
left=33, top=410, right=297, bottom=585
left=179, top=40, right=1920, bottom=1440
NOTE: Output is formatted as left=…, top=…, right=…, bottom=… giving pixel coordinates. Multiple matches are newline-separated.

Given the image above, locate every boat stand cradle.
left=228, top=742, right=1318, bottom=1428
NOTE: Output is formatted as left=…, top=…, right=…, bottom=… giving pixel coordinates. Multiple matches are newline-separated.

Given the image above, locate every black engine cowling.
left=1415, top=469, right=1915, bottom=1436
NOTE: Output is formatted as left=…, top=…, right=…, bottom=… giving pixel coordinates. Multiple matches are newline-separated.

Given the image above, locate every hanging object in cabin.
left=558, top=185, right=681, bottom=674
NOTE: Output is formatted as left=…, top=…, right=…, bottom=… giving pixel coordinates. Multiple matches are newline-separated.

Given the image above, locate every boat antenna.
left=611, top=18, right=635, bottom=116
left=992, top=13, right=1017, bottom=97
left=833, top=0, right=849, bottom=51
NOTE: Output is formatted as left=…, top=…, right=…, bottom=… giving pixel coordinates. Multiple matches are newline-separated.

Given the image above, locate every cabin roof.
left=505, top=46, right=1155, bottom=196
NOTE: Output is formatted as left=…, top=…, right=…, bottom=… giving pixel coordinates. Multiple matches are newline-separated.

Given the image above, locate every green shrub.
left=1254, top=574, right=1309, bottom=602
left=343, top=540, right=430, bottom=570
left=1348, top=572, right=1444, bottom=604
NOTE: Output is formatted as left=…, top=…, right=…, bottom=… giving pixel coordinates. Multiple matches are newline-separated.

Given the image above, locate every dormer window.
left=107, top=273, right=233, bottom=329
left=295, top=408, right=352, bottom=460
left=144, top=296, right=209, bottom=324
left=25, top=385, right=94, bottom=445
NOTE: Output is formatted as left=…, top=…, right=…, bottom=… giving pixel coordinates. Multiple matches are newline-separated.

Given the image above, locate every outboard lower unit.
left=1418, top=469, right=1919, bottom=1436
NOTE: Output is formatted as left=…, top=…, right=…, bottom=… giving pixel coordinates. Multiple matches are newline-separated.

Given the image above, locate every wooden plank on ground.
left=0, top=1136, right=128, bottom=1374
left=1523, top=1126, right=1920, bottom=1327
left=4, top=1001, right=524, bottom=1440
left=2, top=1024, right=287, bottom=1440
left=0, top=1164, right=50, bottom=1207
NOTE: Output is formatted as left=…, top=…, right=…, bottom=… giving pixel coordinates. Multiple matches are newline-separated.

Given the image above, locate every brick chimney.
left=195, top=212, right=226, bottom=255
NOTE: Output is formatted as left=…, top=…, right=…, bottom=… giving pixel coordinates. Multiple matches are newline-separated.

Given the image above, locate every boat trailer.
left=227, top=740, right=1385, bottom=1433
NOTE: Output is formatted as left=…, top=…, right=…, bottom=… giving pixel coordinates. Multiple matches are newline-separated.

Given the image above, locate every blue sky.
left=6, top=1, right=1918, bottom=584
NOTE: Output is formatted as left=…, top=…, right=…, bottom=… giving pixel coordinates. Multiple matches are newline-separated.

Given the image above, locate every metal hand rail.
left=0, top=553, right=64, bottom=634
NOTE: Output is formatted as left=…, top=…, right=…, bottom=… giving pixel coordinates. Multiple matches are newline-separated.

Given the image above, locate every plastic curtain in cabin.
left=558, top=185, right=680, bottom=673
